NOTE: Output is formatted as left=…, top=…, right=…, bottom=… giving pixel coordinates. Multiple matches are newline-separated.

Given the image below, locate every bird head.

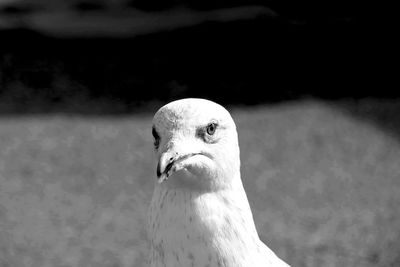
left=152, top=98, right=240, bottom=191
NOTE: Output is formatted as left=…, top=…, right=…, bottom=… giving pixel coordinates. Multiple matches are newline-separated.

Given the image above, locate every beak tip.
left=156, top=162, right=162, bottom=178
left=157, top=153, right=177, bottom=182
left=156, top=162, right=168, bottom=183
left=157, top=173, right=168, bottom=183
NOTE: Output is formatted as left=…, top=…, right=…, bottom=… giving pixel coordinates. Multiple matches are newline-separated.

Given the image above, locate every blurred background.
left=0, top=0, right=399, bottom=267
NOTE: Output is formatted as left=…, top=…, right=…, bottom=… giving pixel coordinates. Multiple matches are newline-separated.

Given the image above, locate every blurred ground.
left=1, top=100, right=400, bottom=267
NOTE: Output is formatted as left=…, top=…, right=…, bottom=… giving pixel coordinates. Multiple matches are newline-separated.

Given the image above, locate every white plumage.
left=148, top=98, right=290, bottom=267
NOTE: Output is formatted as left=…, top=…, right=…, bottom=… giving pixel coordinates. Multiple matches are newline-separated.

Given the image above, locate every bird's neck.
left=149, top=176, right=262, bottom=257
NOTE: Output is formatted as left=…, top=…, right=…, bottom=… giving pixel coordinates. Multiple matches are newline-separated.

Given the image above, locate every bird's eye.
left=152, top=126, right=160, bottom=149
left=206, top=123, right=217, bottom=136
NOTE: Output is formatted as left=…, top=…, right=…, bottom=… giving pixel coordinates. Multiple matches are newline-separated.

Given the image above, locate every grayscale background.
left=0, top=1, right=398, bottom=266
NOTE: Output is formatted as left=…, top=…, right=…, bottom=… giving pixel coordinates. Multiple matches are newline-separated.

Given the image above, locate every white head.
left=152, top=98, right=241, bottom=192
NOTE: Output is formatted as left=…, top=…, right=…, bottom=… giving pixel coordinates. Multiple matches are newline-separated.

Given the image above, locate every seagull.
left=148, top=98, right=290, bottom=267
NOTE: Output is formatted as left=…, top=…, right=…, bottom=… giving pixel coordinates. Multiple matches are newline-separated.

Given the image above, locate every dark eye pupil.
left=206, top=123, right=216, bottom=135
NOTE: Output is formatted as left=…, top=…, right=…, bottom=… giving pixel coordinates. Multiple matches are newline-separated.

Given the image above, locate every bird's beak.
left=156, top=151, right=202, bottom=183
left=156, top=151, right=177, bottom=183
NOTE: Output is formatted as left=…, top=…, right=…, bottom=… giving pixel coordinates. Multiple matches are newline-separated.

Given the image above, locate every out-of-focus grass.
left=236, top=102, right=400, bottom=267
left=0, top=100, right=399, bottom=267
